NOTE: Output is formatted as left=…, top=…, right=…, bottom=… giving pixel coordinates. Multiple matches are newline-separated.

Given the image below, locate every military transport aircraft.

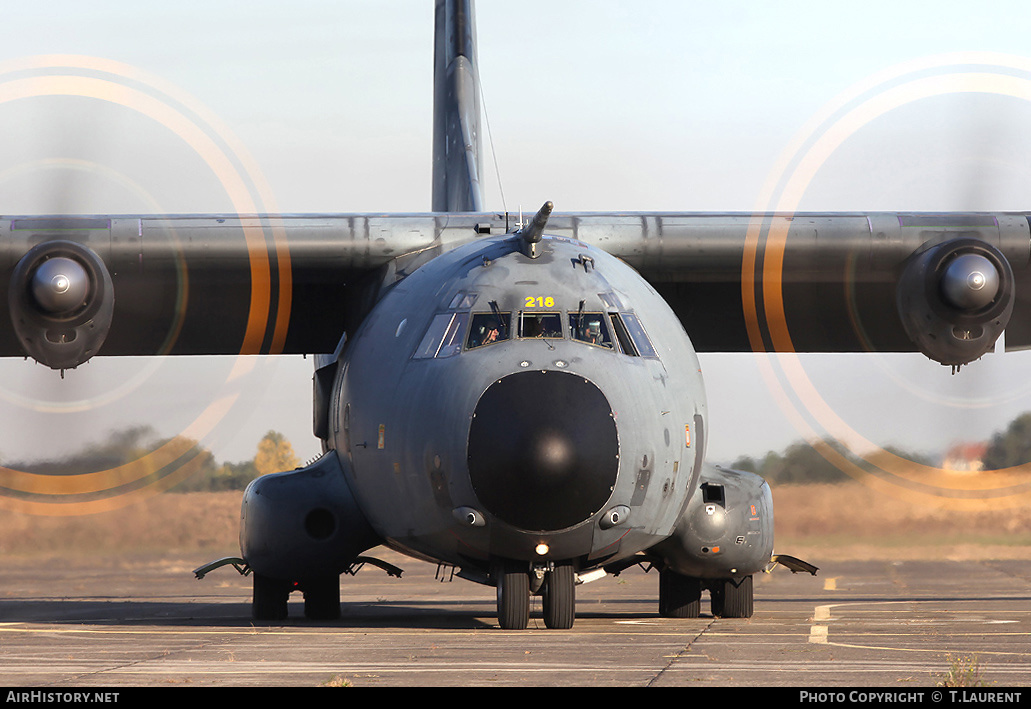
left=5, top=1, right=1031, bottom=629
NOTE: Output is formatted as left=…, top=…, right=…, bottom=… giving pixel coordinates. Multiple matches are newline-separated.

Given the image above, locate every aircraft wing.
left=0, top=212, right=491, bottom=365
left=547, top=211, right=1031, bottom=363
left=1, top=209, right=1026, bottom=369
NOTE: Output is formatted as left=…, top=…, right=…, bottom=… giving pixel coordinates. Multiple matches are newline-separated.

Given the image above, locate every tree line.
left=7, top=425, right=301, bottom=492
left=728, top=440, right=932, bottom=484
left=12, top=410, right=1031, bottom=490
left=731, top=411, right=1031, bottom=483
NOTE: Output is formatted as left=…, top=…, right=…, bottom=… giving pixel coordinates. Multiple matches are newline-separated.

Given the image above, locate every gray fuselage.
left=332, top=232, right=708, bottom=572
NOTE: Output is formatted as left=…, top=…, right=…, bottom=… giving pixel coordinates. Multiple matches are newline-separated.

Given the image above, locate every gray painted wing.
left=0, top=213, right=487, bottom=358
left=2, top=209, right=1028, bottom=360
left=546, top=211, right=1031, bottom=355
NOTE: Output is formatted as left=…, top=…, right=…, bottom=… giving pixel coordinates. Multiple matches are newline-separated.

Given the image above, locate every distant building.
left=942, top=442, right=988, bottom=472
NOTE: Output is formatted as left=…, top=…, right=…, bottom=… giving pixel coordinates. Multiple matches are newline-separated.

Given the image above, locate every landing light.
left=535, top=543, right=550, bottom=556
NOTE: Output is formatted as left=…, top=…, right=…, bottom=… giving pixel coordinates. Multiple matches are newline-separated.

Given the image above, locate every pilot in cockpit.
left=585, top=320, right=602, bottom=344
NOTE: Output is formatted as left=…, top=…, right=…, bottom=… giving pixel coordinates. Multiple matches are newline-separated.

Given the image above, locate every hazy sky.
left=3, top=1, right=1031, bottom=477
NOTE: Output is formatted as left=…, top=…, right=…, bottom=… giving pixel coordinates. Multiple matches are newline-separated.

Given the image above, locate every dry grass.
left=771, top=480, right=1031, bottom=561
left=0, top=491, right=242, bottom=560
left=0, top=482, right=1030, bottom=562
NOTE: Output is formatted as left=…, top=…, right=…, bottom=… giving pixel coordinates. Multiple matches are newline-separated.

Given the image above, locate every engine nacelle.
left=8, top=241, right=114, bottom=370
left=896, top=237, right=1014, bottom=367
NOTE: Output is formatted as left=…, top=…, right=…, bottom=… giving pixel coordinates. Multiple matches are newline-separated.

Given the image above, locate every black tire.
left=302, top=576, right=341, bottom=620
left=495, top=561, right=530, bottom=630
left=542, top=562, right=576, bottom=629
left=252, top=574, right=290, bottom=621
left=711, top=575, right=753, bottom=618
left=658, top=569, right=701, bottom=618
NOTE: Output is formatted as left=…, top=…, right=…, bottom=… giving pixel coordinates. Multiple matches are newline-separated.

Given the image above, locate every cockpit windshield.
left=467, top=312, right=511, bottom=349
left=518, top=312, right=562, bottom=339
left=413, top=302, right=656, bottom=360
left=569, top=312, right=613, bottom=349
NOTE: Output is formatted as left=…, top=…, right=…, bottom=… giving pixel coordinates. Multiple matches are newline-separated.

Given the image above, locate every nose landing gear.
left=492, top=559, right=577, bottom=630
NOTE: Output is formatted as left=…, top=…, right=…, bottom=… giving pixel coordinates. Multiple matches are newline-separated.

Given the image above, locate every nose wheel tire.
left=658, top=569, right=701, bottom=618
left=495, top=561, right=530, bottom=630
left=542, top=562, right=576, bottom=629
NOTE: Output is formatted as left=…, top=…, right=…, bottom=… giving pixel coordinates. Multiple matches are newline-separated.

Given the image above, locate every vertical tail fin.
left=432, top=0, right=483, bottom=212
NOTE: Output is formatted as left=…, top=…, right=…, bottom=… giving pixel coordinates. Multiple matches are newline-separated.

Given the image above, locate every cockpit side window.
left=569, top=312, right=613, bottom=349
left=437, top=312, right=469, bottom=357
left=619, top=312, right=657, bottom=357
left=467, top=312, right=511, bottom=349
left=609, top=313, right=638, bottom=355
left=413, top=312, right=469, bottom=359
left=519, top=312, right=562, bottom=339
left=608, top=312, right=657, bottom=357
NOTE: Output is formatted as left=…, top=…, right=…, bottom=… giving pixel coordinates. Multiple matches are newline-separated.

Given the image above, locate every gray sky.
left=2, top=1, right=1031, bottom=472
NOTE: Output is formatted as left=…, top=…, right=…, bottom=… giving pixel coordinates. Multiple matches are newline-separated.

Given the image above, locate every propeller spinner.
left=939, top=252, right=1000, bottom=311
left=8, top=240, right=114, bottom=370
left=30, top=256, right=91, bottom=315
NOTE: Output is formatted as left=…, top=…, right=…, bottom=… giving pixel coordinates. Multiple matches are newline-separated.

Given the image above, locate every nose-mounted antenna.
left=516, top=201, right=553, bottom=258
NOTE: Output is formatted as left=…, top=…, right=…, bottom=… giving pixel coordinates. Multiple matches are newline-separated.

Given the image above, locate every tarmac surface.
left=0, top=549, right=1029, bottom=687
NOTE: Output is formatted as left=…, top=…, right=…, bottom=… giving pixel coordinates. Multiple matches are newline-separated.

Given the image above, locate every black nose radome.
left=467, top=370, right=619, bottom=531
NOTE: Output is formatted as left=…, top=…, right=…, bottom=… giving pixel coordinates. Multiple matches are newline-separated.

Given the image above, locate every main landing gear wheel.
left=252, top=573, right=290, bottom=621
left=495, top=561, right=530, bottom=630
left=710, top=575, right=754, bottom=618
left=302, top=576, right=341, bottom=620
left=658, top=568, right=702, bottom=618
left=542, top=562, right=576, bottom=629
